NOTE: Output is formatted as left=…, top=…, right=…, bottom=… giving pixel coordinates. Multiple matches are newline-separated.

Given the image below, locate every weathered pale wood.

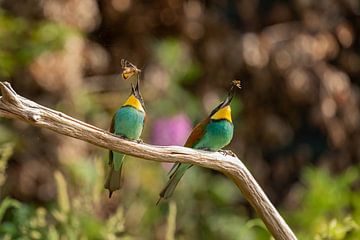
left=0, top=81, right=297, bottom=240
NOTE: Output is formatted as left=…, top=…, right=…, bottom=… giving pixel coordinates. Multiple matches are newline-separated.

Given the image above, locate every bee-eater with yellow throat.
left=105, top=61, right=145, bottom=198
left=157, top=82, right=239, bottom=203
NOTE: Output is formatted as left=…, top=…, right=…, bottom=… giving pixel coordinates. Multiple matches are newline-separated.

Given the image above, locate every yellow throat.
left=211, top=105, right=232, bottom=122
left=122, top=95, right=144, bottom=112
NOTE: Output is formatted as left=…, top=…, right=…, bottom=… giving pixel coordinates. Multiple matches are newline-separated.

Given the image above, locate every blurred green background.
left=1, top=0, right=360, bottom=239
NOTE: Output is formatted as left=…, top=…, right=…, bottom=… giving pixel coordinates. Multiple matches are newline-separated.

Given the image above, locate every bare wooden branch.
left=0, top=82, right=297, bottom=240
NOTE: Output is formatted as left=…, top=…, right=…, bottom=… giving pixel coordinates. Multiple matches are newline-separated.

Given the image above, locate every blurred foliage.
left=0, top=146, right=271, bottom=239
left=2, top=144, right=359, bottom=239
left=0, top=10, right=76, bottom=77
left=287, top=167, right=360, bottom=239
left=148, top=38, right=203, bottom=120
left=0, top=155, right=126, bottom=239
left=154, top=38, right=202, bottom=85
left=1, top=0, right=360, bottom=239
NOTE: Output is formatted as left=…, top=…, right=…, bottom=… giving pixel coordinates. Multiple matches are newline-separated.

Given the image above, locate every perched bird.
left=105, top=62, right=145, bottom=198
left=157, top=82, right=239, bottom=204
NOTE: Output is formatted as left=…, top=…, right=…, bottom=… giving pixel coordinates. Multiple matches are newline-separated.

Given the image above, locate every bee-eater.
left=105, top=75, right=145, bottom=198
left=157, top=84, right=237, bottom=203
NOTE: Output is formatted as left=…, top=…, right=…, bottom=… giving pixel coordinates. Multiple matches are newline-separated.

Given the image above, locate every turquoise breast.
left=114, top=106, right=145, bottom=140
left=194, top=119, right=234, bottom=151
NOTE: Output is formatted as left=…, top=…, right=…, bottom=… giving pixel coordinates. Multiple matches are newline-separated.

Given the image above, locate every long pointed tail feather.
left=157, top=163, right=191, bottom=204
left=105, top=152, right=125, bottom=198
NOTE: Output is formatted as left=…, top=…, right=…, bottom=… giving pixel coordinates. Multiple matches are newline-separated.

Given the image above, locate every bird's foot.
left=135, top=139, right=144, bottom=144
left=218, top=149, right=236, bottom=157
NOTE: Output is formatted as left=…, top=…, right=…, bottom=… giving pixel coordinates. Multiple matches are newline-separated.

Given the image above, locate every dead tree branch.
left=0, top=81, right=297, bottom=240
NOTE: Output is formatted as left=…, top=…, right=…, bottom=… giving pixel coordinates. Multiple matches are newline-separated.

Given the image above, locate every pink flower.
left=151, top=113, right=192, bottom=170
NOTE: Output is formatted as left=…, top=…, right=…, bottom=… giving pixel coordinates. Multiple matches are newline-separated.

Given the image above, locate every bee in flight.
left=121, top=59, right=141, bottom=80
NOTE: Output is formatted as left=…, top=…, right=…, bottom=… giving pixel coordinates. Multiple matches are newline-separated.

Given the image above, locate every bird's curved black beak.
left=131, top=83, right=136, bottom=95
left=135, top=74, right=140, bottom=93
left=210, top=85, right=235, bottom=116
left=222, top=85, right=235, bottom=107
left=130, top=75, right=140, bottom=94
left=130, top=76, right=145, bottom=108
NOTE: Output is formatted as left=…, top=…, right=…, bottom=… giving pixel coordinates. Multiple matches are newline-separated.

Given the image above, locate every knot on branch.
left=27, top=113, right=41, bottom=122
left=0, top=82, right=22, bottom=107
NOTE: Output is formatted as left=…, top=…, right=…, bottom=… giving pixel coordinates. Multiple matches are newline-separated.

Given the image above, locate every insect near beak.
left=121, top=59, right=141, bottom=81
left=232, top=80, right=242, bottom=89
